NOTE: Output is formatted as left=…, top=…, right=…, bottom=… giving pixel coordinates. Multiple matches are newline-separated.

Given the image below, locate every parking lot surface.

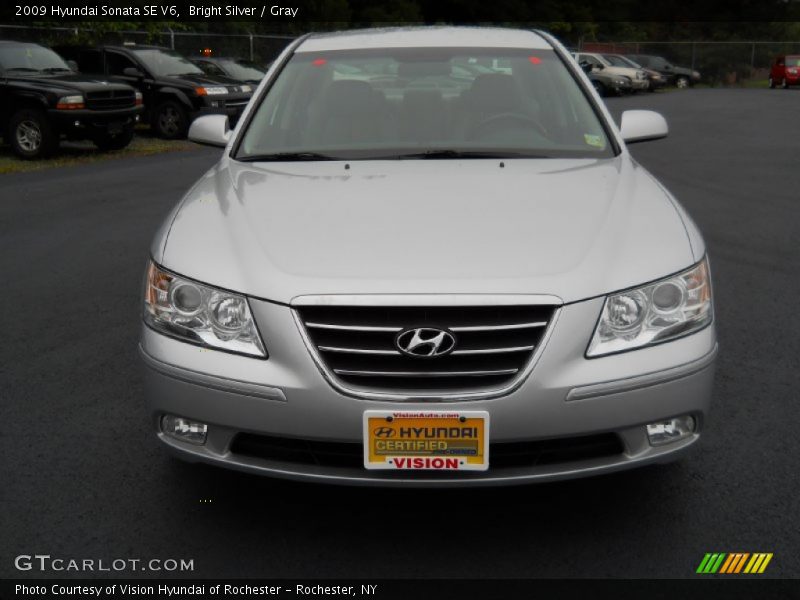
left=1, top=89, right=798, bottom=578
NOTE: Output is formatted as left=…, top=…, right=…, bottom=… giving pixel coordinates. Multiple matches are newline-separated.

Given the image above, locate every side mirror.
left=188, top=114, right=231, bottom=147
left=66, top=60, right=79, bottom=72
left=664, top=64, right=673, bottom=70
left=579, top=61, right=593, bottom=74
left=123, top=67, right=144, bottom=79
left=620, top=110, right=668, bottom=144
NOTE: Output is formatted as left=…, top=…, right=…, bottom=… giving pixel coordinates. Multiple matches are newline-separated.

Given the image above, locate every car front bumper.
left=140, top=296, right=717, bottom=487
left=49, top=106, right=143, bottom=136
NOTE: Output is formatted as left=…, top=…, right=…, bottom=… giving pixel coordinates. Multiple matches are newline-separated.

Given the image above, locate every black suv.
left=626, top=55, right=701, bottom=88
left=58, top=45, right=253, bottom=139
left=0, top=41, right=142, bottom=159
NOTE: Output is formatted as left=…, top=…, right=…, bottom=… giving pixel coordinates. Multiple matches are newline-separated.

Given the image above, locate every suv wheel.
left=782, top=78, right=789, bottom=89
left=9, top=109, right=58, bottom=159
left=94, top=126, right=135, bottom=152
left=152, top=100, right=188, bottom=139
left=769, top=76, right=776, bottom=89
left=675, top=76, right=690, bottom=89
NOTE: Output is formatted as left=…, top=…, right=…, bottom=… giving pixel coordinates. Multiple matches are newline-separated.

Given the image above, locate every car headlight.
left=240, top=84, right=252, bottom=93
left=195, top=86, right=228, bottom=96
left=587, top=258, right=712, bottom=357
left=56, top=95, right=85, bottom=110
left=143, top=261, right=266, bottom=358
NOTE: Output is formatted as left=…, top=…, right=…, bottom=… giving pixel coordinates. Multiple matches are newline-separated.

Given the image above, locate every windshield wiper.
left=237, top=152, right=339, bottom=162
left=5, top=67, right=40, bottom=73
left=391, top=149, right=551, bottom=160
left=41, top=67, right=72, bottom=73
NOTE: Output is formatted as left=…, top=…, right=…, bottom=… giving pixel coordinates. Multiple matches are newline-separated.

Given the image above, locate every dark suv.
left=0, top=41, right=142, bottom=159
left=58, top=45, right=253, bottom=139
left=626, top=54, right=701, bottom=88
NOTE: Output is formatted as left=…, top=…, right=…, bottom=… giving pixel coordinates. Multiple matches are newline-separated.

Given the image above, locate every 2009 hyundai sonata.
left=140, top=27, right=717, bottom=486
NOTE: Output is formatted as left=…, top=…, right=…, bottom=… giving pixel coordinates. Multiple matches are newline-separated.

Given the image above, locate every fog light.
left=647, top=415, right=696, bottom=446
left=161, top=414, right=207, bottom=445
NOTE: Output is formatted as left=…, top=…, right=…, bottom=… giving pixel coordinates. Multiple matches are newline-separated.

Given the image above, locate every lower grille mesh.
left=296, top=304, right=556, bottom=396
left=230, top=433, right=624, bottom=471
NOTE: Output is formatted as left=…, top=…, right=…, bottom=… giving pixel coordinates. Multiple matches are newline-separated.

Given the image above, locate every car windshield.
left=236, top=47, right=613, bottom=161
left=220, top=59, right=265, bottom=81
left=787, top=56, right=800, bottom=67
left=0, top=44, right=71, bottom=73
left=132, top=48, right=204, bottom=77
left=604, top=55, right=639, bottom=68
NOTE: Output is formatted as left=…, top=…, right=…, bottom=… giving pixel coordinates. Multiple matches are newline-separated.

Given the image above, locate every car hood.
left=8, top=73, right=133, bottom=93
left=157, top=156, right=697, bottom=305
left=158, top=72, right=250, bottom=91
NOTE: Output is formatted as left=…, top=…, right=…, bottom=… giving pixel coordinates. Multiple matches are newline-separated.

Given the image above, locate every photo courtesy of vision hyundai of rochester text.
left=139, top=27, right=717, bottom=486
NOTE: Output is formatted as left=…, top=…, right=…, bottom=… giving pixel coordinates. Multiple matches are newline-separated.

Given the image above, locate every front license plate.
left=363, top=410, right=489, bottom=471
left=107, top=122, right=124, bottom=134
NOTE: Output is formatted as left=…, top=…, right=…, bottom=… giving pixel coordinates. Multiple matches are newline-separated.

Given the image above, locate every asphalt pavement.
left=1, top=89, right=798, bottom=579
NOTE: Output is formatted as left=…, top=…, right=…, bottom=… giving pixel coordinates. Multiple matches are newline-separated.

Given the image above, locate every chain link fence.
left=0, top=24, right=294, bottom=65
left=579, top=41, right=800, bottom=84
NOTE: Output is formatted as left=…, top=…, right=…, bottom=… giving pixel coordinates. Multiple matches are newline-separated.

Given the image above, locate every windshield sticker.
left=584, top=134, right=605, bottom=148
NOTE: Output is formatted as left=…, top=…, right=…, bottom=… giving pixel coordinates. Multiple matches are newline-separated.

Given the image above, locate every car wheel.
left=94, top=126, right=135, bottom=152
left=675, top=76, right=690, bottom=89
left=769, top=76, right=776, bottom=89
left=152, top=100, right=188, bottom=139
left=9, top=109, right=58, bottom=160
left=782, top=78, right=789, bottom=89
left=591, top=80, right=606, bottom=97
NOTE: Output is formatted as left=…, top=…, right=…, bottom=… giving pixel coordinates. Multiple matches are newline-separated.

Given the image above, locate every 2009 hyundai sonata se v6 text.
left=139, top=27, right=717, bottom=486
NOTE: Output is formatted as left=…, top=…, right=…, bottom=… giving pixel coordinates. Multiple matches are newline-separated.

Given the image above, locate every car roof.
left=297, top=27, right=551, bottom=52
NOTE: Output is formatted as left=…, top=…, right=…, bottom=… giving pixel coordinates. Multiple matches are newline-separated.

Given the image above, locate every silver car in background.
left=140, top=27, right=716, bottom=486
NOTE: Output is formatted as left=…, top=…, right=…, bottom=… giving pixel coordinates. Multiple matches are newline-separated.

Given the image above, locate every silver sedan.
left=140, top=27, right=716, bottom=486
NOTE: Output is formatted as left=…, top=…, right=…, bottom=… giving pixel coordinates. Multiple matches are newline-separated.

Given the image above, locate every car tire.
left=675, top=76, right=690, bottom=89
left=152, top=100, right=188, bottom=139
left=94, top=126, right=135, bottom=152
left=591, top=81, right=606, bottom=97
left=782, top=78, right=789, bottom=89
left=769, top=76, right=776, bottom=89
left=8, top=108, right=58, bottom=160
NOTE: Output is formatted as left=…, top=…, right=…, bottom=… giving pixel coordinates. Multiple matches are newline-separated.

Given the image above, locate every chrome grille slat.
left=450, top=322, right=547, bottom=332
left=333, top=368, right=519, bottom=378
left=452, top=346, right=534, bottom=355
left=296, top=303, right=558, bottom=398
left=319, top=346, right=399, bottom=355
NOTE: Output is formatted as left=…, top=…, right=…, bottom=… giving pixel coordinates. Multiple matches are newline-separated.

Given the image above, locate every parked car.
left=56, top=44, right=253, bottom=139
left=0, top=41, right=142, bottom=159
left=602, top=54, right=666, bottom=91
left=572, top=52, right=649, bottom=91
left=578, top=60, right=632, bottom=96
left=769, top=55, right=800, bottom=88
left=141, top=27, right=716, bottom=486
left=190, top=57, right=266, bottom=85
left=627, top=54, right=700, bottom=88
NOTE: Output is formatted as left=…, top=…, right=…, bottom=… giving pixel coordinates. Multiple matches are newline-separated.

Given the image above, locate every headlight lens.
left=587, top=258, right=712, bottom=357
left=195, top=86, right=228, bottom=96
left=144, top=261, right=266, bottom=358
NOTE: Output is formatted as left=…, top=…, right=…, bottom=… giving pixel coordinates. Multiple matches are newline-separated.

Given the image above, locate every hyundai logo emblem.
left=395, top=327, right=456, bottom=358
left=373, top=426, right=396, bottom=438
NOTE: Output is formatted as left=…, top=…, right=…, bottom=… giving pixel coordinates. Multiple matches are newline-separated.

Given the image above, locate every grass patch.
left=0, top=132, right=199, bottom=175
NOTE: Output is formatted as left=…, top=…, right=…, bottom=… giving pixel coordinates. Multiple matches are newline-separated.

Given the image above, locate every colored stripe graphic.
left=699, top=553, right=773, bottom=574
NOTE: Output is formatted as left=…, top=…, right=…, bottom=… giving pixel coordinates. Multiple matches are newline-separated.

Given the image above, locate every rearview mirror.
left=620, top=110, right=668, bottom=144
left=188, top=114, right=231, bottom=148
left=122, top=67, right=144, bottom=79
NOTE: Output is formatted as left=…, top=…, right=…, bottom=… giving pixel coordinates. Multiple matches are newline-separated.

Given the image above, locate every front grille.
left=85, top=89, right=136, bottom=110
left=296, top=304, right=557, bottom=397
left=230, top=433, right=624, bottom=471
